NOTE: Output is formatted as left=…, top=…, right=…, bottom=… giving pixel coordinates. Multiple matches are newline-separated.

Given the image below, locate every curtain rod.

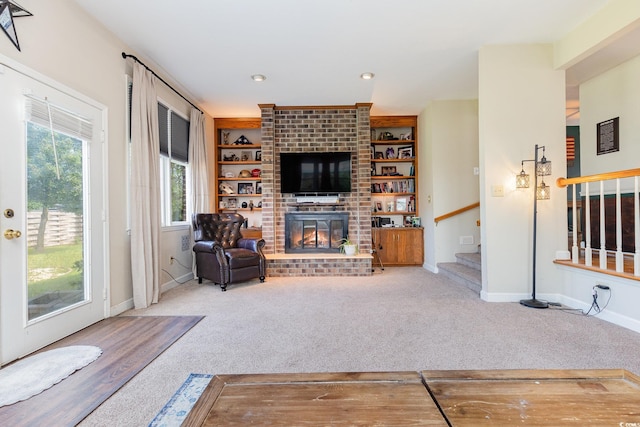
left=121, top=52, right=203, bottom=114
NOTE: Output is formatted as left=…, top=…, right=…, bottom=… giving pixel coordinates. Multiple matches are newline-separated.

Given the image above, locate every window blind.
left=25, top=96, right=93, bottom=141
left=158, top=102, right=189, bottom=162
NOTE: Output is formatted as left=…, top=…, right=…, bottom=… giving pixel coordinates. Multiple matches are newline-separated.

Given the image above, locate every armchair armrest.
left=193, top=240, right=225, bottom=254
left=237, top=238, right=266, bottom=254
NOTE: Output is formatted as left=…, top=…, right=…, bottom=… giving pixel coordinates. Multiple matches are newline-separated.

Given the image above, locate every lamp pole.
left=520, top=144, right=549, bottom=309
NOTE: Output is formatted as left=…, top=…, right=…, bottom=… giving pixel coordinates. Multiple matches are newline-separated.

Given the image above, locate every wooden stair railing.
left=434, top=202, right=480, bottom=225
left=557, top=168, right=640, bottom=278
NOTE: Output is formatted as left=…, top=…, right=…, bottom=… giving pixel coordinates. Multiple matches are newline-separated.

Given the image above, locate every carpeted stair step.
left=437, top=253, right=481, bottom=294
left=454, top=252, right=481, bottom=271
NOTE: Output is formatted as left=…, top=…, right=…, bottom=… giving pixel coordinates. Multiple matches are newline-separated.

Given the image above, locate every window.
left=158, top=102, right=190, bottom=226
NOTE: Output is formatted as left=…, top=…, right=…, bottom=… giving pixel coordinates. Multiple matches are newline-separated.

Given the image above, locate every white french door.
left=0, top=60, right=108, bottom=364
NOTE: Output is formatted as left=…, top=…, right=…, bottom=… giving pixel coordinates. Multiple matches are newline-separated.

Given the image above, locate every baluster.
left=615, top=179, right=623, bottom=272
left=585, top=182, right=592, bottom=266
left=635, top=176, right=639, bottom=276
left=572, top=184, right=579, bottom=263
left=599, top=181, right=607, bottom=269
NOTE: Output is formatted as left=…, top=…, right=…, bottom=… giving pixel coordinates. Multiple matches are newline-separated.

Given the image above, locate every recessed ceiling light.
left=360, top=72, right=375, bottom=80
left=251, top=74, right=266, bottom=82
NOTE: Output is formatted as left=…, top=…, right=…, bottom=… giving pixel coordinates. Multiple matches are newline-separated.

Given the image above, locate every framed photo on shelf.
left=376, top=202, right=383, bottom=212
left=385, top=147, right=396, bottom=159
left=227, top=198, right=238, bottom=209
left=241, top=151, right=252, bottom=161
left=238, top=182, right=254, bottom=194
left=398, top=146, right=413, bottom=159
left=255, top=150, right=262, bottom=161
left=396, top=198, right=407, bottom=212
left=381, top=166, right=397, bottom=176
left=374, top=151, right=384, bottom=159
left=256, top=182, right=262, bottom=194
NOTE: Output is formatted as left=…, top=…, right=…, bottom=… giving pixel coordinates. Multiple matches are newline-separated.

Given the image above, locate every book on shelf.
left=370, top=179, right=415, bottom=194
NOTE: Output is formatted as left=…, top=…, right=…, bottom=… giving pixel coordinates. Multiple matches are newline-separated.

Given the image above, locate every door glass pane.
left=26, top=122, right=85, bottom=321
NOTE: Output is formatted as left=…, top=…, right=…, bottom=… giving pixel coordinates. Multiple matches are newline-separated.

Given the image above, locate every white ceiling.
left=73, top=0, right=617, bottom=118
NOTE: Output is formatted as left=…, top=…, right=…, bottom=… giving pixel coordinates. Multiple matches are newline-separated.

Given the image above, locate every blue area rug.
left=148, top=373, right=213, bottom=427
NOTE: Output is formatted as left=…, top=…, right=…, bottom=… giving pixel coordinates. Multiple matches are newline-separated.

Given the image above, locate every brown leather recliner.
left=192, top=213, right=266, bottom=291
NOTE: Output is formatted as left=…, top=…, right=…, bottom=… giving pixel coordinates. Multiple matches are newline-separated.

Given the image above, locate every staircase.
left=437, top=252, right=481, bottom=294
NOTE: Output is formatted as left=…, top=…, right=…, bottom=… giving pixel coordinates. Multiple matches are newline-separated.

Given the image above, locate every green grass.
left=28, top=243, right=83, bottom=299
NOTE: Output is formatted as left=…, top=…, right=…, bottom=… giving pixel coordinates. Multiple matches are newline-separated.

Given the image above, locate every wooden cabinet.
left=372, top=227, right=424, bottom=266
left=370, top=116, right=418, bottom=227
left=214, top=118, right=262, bottom=227
left=240, top=227, right=263, bottom=240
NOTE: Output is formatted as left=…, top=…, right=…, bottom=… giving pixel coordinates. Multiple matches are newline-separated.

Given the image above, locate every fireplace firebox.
left=285, top=212, right=349, bottom=253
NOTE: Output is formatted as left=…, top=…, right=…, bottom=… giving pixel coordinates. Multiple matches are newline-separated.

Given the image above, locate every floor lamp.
left=516, top=144, right=551, bottom=309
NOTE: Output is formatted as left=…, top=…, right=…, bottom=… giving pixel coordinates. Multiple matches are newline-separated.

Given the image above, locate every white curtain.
left=189, top=108, right=209, bottom=213
left=130, top=62, right=161, bottom=309
left=189, top=108, right=209, bottom=277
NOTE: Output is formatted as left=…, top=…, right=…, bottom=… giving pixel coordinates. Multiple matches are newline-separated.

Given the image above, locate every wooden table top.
left=183, top=371, right=446, bottom=426
left=423, top=369, right=640, bottom=426
left=183, top=369, right=640, bottom=426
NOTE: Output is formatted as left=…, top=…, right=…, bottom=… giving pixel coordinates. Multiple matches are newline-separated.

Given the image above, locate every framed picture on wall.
left=597, top=117, right=619, bottom=155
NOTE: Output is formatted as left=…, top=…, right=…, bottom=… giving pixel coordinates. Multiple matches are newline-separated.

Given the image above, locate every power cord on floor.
left=583, top=285, right=611, bottom=316
left=161, top=256, right=194, bottom=285
left=549, top=284, right=611, bottom=317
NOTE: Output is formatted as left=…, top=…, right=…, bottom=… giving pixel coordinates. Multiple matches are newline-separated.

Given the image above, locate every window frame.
left=158, top=98, right=191, bottom=228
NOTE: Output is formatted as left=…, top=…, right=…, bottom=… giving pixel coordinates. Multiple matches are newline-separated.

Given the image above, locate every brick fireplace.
left=258, top=103, right=373, bottom=276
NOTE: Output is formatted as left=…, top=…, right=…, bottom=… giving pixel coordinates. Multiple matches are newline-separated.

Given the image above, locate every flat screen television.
left=280, top=152, right=352, bottom=194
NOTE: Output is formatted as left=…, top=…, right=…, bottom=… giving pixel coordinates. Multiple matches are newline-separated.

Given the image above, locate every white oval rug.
left=0, top=345, right=102, bottom=407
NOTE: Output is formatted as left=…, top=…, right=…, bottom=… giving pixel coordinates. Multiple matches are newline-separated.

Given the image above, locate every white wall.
left=0, top=0, right=213, bottom=314
left=580, top=55, right=640, bottom=176
left=478, top=44, right=567, bottom=299
left=419, top=100, right=479, bottom=271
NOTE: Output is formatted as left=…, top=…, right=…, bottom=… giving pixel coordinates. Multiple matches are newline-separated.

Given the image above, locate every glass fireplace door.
left=285, top=213, right=349, bottom=253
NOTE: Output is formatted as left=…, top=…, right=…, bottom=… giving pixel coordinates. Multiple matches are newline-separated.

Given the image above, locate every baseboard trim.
left=558, top=295, right=640, bottom=334
left=109, top=273, right=193, bottom=316
left=110, top=298, right=133, bottom=316
left=161, top=272, right=194, bottom=294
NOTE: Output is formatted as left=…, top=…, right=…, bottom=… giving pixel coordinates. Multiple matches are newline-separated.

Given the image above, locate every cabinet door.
left=373, top=228, right=423, bottom=265
left=396, top=228, right=424, bottom=265
left=373, top=229, right=397, bottom=264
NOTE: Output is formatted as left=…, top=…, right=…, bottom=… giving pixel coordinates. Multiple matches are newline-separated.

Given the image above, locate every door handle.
left=4, top=229, right=22, bottom=240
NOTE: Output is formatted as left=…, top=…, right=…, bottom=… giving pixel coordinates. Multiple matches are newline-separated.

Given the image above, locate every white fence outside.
left=27, top=210, right=82, bottom=248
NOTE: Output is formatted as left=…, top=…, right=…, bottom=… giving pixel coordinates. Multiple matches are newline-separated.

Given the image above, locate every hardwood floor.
left=0, top=315, right=203, bottom=426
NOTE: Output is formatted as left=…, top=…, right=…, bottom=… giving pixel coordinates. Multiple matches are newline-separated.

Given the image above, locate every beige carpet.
left=80, top=267, right=640, bottom=426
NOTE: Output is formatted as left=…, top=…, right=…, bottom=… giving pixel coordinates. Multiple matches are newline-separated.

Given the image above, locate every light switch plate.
left=491, top=185, right=504, bottom=197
